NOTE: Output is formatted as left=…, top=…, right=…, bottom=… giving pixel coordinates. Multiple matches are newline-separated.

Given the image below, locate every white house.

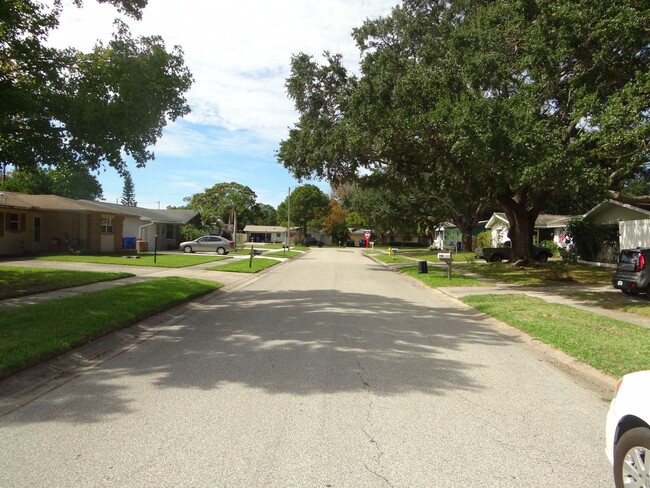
left=584, top=199, right=650, bottom=249
left=484, top=212, right=574, bottom=247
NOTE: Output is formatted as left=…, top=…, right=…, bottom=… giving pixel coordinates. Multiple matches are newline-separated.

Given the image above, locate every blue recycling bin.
left=123, top=236, right=136, bottom=250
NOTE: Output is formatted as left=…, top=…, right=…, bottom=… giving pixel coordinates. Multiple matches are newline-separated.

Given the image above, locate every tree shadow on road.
left=2, top=288, right=517, bottom=424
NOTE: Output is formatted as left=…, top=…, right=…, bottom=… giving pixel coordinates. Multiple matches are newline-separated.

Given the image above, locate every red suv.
left=612, top=248, right=650, bottom=297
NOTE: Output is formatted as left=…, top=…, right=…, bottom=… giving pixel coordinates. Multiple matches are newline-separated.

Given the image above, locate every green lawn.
left=0, top=266, right=133, bottom=300
left=264, top=250, right=303, bottom=258
left=562, top=290, right=650, bottom=319
left=209, top=257, right=280, bottom=273
left=462, top=294, right=650, bottom=377
left=404, top=251, right=477, bottom=263
left=461, top=262, right=614, bottom=287
left=37, top=253, right=229, bottom=268
left=0, top=277, right=221, bottom=378
left=400, top=265, right=491, bottom=287
left=370, top=253, right=415, bottom=264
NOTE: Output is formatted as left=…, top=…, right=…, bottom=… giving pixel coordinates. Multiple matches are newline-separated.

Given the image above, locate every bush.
left=540, top=240, right=558, bottom=256
left=567, top=219, right=618, bottom=261
left=180, top=224, right=204, bottom=241
left=476, top=230, right=493, bottom=249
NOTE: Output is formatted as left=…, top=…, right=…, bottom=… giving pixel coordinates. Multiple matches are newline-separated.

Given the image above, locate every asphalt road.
left=0, top=248, right=613, bottom=487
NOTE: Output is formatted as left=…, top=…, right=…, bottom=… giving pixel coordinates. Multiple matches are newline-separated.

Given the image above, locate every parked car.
left=302, top=236, right=324, bottom=247
left=179, top=235, right=235, bottom=255
left=612, top=248, right=650, bottom=296
left=605, top=370, right=650, bottom=487
left=345, top=239, right=355, bottom=247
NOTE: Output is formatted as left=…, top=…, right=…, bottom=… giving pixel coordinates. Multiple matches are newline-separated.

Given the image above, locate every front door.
left=33, top=215, right=42, bottom=252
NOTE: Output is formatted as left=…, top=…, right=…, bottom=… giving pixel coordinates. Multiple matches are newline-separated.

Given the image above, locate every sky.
left=47, top=0, right=400, bottom=209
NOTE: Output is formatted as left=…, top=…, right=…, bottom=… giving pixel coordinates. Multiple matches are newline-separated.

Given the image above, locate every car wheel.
left=622, top=289, right=640, bottom=296
left=216, top=247, right=226, bottom=255
left=536, top=254, right=549, bottom=263
left=183, top=245, right=193, bottom=253
left=613, top=427, right=650, bottom=488
left=490, top=254, right=503, bottom=263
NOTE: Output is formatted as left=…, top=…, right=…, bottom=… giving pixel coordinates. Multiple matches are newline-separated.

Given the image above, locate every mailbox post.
left=438, top=251, right=452, bottom=280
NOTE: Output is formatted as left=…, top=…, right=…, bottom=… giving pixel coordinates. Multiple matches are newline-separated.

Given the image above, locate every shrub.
left=540, top=240, right=558, bottom=256
left=476, top=230, right=493, bottom=249
left=567, top=219, right=618, bottom=261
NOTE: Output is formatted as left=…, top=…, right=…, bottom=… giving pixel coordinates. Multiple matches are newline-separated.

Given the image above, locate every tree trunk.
left=497, top=192, right=544, bottom=263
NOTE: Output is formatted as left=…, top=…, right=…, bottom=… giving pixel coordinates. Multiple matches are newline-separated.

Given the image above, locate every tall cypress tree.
left=121, top=172, right=137, bottom=206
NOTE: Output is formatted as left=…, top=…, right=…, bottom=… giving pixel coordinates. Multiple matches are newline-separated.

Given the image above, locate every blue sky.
left=48, top=0, right=399, bottom=208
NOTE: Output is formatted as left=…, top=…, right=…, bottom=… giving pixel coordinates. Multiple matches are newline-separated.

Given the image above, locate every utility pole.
left=287, top=186, right=291, bottom=251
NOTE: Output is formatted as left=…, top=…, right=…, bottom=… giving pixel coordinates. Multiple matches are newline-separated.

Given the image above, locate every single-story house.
left=85, top=201, right=199, bottom=251
left=484, top=212, right=574, bottom=247
left=584, top=199, right=650, bottom=249
left=243, top=225, right=300, bottom=244
left=0, top=191, right=131, bottom=255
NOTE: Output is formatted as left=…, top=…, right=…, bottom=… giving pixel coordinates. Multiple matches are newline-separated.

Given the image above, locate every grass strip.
left=562, top=291, right=650, bottom=319
left=0, top=266, right=133, bottom=300
left=461, top=294, right=650, bottom=376
left=371, top=253, right=415, bottom=264
left=461, top=262, right=614, bottom=287
left=264, top=250, right=302, bottom=259
left=0, top=277, right=221, bottom=378
left=400, top=265, right=492, bottom=287
left=209, top=257, right=280, bottom=273
left=36, top=253, right=228, bottom=268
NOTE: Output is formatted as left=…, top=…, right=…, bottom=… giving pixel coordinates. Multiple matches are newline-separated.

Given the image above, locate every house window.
left=165, top=225, right=174, bottom=239
left=8, top=213, right=22, bottom=232
left=276, top=232, right=281, bottom=238
left=101, top=217, right=113, bottom=233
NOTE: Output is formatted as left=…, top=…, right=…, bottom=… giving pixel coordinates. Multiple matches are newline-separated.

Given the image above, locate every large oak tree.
left=278, top=0, right=649, bottom=261
left=1, top=0, right=193, bottom=176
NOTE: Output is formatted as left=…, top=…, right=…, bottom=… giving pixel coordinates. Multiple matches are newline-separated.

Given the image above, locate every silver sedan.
left=179, top=235, right=235, bottom=255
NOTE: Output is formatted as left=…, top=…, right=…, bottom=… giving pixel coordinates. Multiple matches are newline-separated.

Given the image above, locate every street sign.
left=364, top=231, right=370, bottom=239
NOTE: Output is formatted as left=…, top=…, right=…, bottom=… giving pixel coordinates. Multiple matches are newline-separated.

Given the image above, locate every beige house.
left=85, top=201, right=199, bottom=251
left=0, top=191, right=130, bottom=255
left=243, top=225, right=299, bottom=244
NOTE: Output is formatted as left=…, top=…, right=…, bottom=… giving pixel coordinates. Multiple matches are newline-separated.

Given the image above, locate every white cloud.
left=46, top=0, right=400, bottom=210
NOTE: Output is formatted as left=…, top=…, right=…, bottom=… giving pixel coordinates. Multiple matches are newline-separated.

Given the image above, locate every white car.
left=605, top=370, right=650, bottom=487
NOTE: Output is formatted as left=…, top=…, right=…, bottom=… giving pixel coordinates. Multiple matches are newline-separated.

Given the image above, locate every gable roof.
left=583, top=199, right=650, bottom=222
left=82, top=201, right=198, bottom=224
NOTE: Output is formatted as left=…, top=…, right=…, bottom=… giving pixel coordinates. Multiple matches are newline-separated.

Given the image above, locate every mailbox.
left=438, top=252, right=453, bottom=280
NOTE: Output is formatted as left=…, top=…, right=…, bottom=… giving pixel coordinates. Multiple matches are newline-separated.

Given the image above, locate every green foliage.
left=476, top=231, right=493, bottom=249
left=278, top=0, right=650, bottom=261
left=0, top=1, right=193, bottom=174
left=184, top=182, right=258, bottom=230
left=179, top=224, right=204, bottom=241
left=120, top=172, right=137, bottom=206
left=539, top=240, right=558, bottom=257
left=276, top=184, right=329, bottom=236
left=0, top=164, right=103, bottom=199
left=567, top=219, right=619, bottom=262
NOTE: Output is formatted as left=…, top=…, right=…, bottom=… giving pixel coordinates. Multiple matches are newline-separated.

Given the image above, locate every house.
left=85, top=201, right=199, bottom=251
left=484, top=212, right=574, bottom=247
left=584, top=199, right=650, bottom=249
left=0, top=191, right=131, bottom=255
left=243, top=225, right=300, bottom=244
